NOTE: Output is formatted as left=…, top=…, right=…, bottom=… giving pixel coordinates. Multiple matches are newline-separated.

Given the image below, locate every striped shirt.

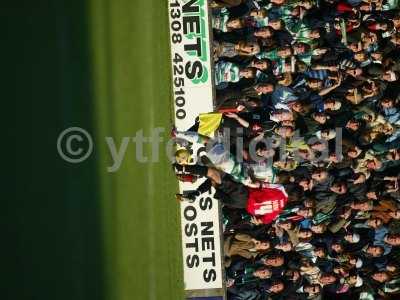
left=254, top=16, right=269, bottom=28
left=382, top=0, right=399, bottom=10
left=272, top=58, right=289, bottom=75
left=257, top=49, right=281, bottom=61
left=290, top=22, right=315, bottom=45
left=212, top=8, right=230, bottom=32
left=304, top=69, right=329, bottom=81
left=339, top=58, right=356, bottom=70
left=215, top=61, right=240, bottom=86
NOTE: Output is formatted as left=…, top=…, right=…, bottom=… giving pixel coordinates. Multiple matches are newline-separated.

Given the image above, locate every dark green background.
left=13, top=1, right=104, bottom=299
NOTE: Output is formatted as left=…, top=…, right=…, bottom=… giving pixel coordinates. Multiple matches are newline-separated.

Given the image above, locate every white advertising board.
left=168, top=0, right=224, bottom=291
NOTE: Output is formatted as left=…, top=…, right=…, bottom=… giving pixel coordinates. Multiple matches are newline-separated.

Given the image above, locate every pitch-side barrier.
left=168, top=1, right=226, bottom=299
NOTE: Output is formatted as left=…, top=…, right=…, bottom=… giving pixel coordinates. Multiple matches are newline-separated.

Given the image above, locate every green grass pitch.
left=12, top=1, right=183, bottom=300
left=89, top=1, right=183, bottom=299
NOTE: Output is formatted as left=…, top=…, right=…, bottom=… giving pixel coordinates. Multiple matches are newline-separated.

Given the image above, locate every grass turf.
left=89, top=1, right=183, bottom=299
left=12, top=0, right=183, bottom=299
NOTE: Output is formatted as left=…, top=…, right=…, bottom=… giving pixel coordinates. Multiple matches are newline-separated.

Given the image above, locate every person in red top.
left=246, top=184, right=289, bottom=224
left=173, top=164, right=289, bottom=223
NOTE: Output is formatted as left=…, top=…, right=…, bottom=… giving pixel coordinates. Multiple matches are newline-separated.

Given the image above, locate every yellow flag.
left=198, top=113, right=223, bottom=137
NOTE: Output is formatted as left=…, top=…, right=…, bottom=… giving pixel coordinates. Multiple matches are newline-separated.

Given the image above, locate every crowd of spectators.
left=173, top=0, right=400, bottom=299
